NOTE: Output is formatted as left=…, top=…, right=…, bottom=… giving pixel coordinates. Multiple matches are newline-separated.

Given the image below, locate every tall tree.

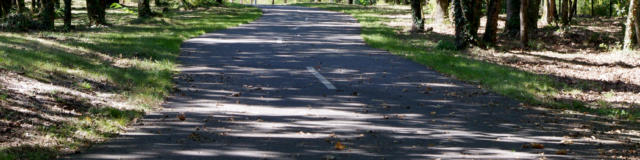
left=410, top=0, right=425, bottom=32
left=86, top=0, right=107, bottom=26
left=453, top=0, right=482, bottom=48
left=41, top=0, right=55, bottom=29
left=526, top=0, right=541, bottom=32
left=505, top=0, right=521, bottom=36
left=138, top=0, right=152, bottom=17
left=64, top=0, right=72, bottom=29
left=542, top=0, right=556, bottom=25
left=483, top=0, right=502, bottom=44
left=568, top=0, right=577, bottom=21
left=520, top=0, right=529, bottom=47
left=560, top=0, right=569, bottom=26
left=0, top=0, right=12, bottom=17
left=624, top=0, right=640, bottom=50
left=432, top=0, right=450, bottom=23
left=16, top=0, right=26, bottom=13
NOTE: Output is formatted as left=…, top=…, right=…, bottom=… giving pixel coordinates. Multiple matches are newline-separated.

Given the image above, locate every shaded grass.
left=294, top=3, right=640, bottom=120
left=0, top=4, right=261, bottom=159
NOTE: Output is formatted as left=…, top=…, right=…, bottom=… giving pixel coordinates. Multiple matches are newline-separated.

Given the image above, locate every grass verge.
left=293, top=3, right=640, bottom=120
left=0, top=4, right=261, bottom=159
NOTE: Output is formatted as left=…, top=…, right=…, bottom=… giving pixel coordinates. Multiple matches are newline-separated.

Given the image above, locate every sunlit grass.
left=0, top=3, right=261, bottom=159
left=295, top=3, right=640, bottom=119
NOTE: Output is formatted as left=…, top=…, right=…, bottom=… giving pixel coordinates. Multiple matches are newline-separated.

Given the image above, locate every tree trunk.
left=32, top=0, right=36, bottom=12
left=87, top=0, right=107, bottom=26
left=454, top=0, right=481, bottom=48
left=41, top=0, right=55, bottom=29
left=609, top=0, right=613, bottom=17
left=453, top=0, right=466, bottom=49
left=520, top=0, right=529, bottom=47
left=560, top=0, right=569, bottom=26
left=591, top=0, right=594, bottom=16
left=469, top=0, right=481, bottom=42
left=16, top=0, right=26, bottom=13
left=624, top=0, right=639, bottom=50
left=543, top=0, right=556, bottom=25
left=64, top=0, right=71, bottom=29
left=484, top=0, right=502, bottom=44
left=506, top=0, right=521, bottom=36
left=432, top=0, right=450, bottom=23
left=549, top=0, right=557, bottom=24
left=411, top=0, right=425, bottom=32
left=349, top=0, right=353, bottom=4
left=54, top=0, right=60, bottom=8
left=0, top=0, right=12, bottom=17
left=526, top=0, right=540, bottom=32
left=568, top=0, right=577, bottom=21
left=138, top=0, right=152, bottom=17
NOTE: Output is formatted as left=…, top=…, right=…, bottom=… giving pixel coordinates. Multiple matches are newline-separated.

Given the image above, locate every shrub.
left=0, top=13, right=36, bottom=31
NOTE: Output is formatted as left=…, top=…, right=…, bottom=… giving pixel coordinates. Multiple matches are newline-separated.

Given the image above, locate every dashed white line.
left=306, top=67, right=337, bottom=90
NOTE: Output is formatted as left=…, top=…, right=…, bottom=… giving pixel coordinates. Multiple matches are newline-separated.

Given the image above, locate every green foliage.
left=110, top=3, right=136, bottom=14
left=357, top=0, right=376, bottom=6
left=188, top=0, right=225, bottom=7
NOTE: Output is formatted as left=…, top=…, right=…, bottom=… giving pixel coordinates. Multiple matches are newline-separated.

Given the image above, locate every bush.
left=0, top=13, right=36, bottom=31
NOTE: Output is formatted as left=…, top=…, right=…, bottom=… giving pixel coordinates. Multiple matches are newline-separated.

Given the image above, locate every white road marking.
left=306, top=67, right=336, bottom=90
left=276, top=37, right=283, bottom=44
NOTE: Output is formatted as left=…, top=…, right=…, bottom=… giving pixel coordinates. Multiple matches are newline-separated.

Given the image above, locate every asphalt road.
left=68, top=5, right=625, bottom=160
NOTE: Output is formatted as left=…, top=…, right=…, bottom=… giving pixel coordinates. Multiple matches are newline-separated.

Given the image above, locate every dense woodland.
left=397, top=0, right=640, bottom=50
left=0, top=0, right=226, bottom=30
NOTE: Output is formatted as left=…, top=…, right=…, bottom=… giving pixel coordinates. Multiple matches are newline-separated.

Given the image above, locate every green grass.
left=0, top=4, right=261, bottom=159
left=294, top=3, right=640, bottom=119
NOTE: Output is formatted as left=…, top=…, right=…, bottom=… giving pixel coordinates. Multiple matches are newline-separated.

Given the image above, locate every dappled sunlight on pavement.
left=68, top=5, right=634, bottom=160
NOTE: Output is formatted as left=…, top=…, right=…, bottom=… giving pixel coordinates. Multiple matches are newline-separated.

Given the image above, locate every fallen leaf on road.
left=230, top=92, right=241, bottom=97
left=334, top=141, right=346, bottom=150
left=556, top=149, right=568, bottom=155
left=522, top=143, right=544, bottom=149
left=177, top=113, right=186, bottom=121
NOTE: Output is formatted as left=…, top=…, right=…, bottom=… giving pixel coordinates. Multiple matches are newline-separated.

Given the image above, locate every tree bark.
left=432, top=0, right=450, bottom=23
left=483, top=0, right=502, bottom=44
left=453, top=0, right=466, bottom=49
left=548, top=0, right=557, bottom=24
left=454, top=0, right=481, bottom=48
left=410, top=0, right=425, bottom=32
left=86, top=0, right=107, bottom=26
left=526, top=0, right=540, bottom=32
left=560, top=0, right=569, bottom=26
left=506, top=0, right=521, bottom=36
left=624, top=0, right=639, bottom=50
left=520, top=0, right=529, bottom=47
left=468, top=0, right=481, bottom=41
left=568, top=0, right=577, bottom=21
left=543, top=0, right=556, bottom=25
left=591, top=0, right=594, bottom=16
left=138, top=0, right=152, bottom=18
left=41, top=0, right=55, bottom=29
left=64, top=0, right=71, bottom=29
left=0, top=0, right=12, bottom=17
left=16, top=0, right=26, bottom=13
